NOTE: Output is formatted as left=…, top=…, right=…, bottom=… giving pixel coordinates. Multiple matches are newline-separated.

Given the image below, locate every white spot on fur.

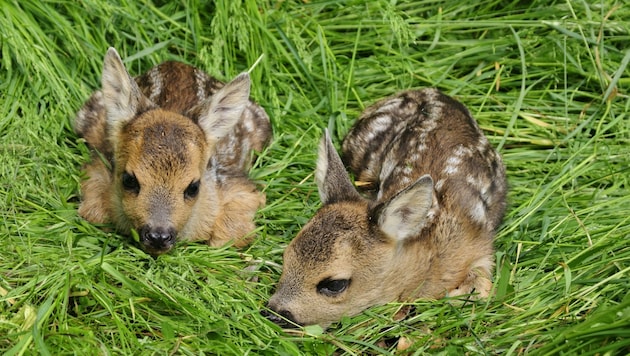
left=435, top=179, right=445, bottom=192
left=422, top=116, right=438, bottom=132
left=372, top=114, right=393, bottom=130
left=470, top=200, right=486, bottom=223
left=413, top=114, right=437, bottom=154
left=424, top=91, right=443, bottom=121
left=147, top=67, right=163, bottom=102
left=444, top=159, right=460, bottom=175
left=194, top=68, right=207, bottom=101
left=364, top=114, right=393, bottom=142
left=466, top=175, right=479, bottom=189
left=467, top=175, right=490, bottom=199
left=243, top=115, right=255, bottom=133
left=378, top=158, right=397, bottom=190
left=443, top=145, right=472, bottom=176
left=373, top=98, right=402, bottom=115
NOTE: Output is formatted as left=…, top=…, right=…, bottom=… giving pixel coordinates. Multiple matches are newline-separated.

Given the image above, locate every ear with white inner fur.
left=101, top=47, right=153, bottom=132
left=197, top=72, right=251, bottom=142
left=375, top=175, right=434, bottom=243
left=316, top=129, right=363, bottom=204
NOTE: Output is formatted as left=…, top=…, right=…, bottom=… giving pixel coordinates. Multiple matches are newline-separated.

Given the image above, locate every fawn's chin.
left=142, top=245, right=174, bottom=256
left=138, top=239, right=176, bottom=257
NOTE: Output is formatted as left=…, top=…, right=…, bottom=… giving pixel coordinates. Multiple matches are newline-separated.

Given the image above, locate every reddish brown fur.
left=74, top=48, right=271, bottom=255
left=266, top=89, right=506, bottom=328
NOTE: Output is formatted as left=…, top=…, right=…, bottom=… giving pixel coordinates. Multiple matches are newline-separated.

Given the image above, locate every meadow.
left=1, top=0, right=628, bottom=354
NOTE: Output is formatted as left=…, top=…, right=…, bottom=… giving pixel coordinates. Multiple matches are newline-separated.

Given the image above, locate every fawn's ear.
left=315, top=129, right=363, bottom=205
left=196, top=72, right=250, bottom=144
left=101, top=47, right=154, bottom=136
left=371, top=175, right=434, bottom=244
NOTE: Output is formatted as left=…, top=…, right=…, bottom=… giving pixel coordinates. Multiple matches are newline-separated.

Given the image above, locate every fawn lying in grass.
left=74, top=48, right=271, bottom=255
left=266, top=89, right=507, bottom=328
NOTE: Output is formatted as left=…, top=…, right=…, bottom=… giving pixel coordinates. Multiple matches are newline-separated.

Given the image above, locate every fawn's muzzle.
left=261, top=307, right=300, bottom=329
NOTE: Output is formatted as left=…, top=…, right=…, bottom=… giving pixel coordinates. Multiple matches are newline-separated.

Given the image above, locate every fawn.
left=266, top=89, right=507, bottom=328
left=74, top=48, right=271, bottom=255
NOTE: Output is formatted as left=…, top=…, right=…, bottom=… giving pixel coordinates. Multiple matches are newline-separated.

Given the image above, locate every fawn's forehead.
left=122, top=110, right=207, bottom=167
left=287, top=203, right=369, bottom=265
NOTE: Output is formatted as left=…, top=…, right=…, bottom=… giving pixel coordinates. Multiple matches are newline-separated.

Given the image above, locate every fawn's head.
left=266, top=131, right=435, bottom=328
left=101, top=48, right=250, bottom=255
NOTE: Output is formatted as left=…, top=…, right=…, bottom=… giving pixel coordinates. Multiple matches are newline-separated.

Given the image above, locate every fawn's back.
left=342, top=89, right=506, bottom=231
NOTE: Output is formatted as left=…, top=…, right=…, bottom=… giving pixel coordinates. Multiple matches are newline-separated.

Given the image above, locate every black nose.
left=261, top=308, right=299, bottom=328
left=139, top=225, right=176, bottom=253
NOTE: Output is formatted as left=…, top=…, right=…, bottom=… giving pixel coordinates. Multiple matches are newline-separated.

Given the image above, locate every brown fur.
left=266, top=89, right=506, bottom=328
left=74, top=48, right=271, bottom=255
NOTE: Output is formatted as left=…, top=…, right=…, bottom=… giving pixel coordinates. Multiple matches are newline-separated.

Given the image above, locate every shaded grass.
left=1, top=0, right=629, bottom=354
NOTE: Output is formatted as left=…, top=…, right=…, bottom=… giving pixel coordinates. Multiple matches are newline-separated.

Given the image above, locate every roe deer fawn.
left=266, top=89, right=506, bottom=328
left=74, top=48, right=271, bottom=255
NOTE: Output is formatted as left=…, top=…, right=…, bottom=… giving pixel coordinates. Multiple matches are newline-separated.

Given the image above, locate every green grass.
left=1, top=0, right=629, bottom=354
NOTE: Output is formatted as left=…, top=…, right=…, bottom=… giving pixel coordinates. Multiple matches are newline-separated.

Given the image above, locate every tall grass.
left=1, top=0, right=628, bottom=354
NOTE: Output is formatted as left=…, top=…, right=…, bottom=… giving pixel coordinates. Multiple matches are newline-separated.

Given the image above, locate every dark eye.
left=122, top=172, right=140, bottom=194
left=317, top=278, right=350, bottom=297
left=184, top=180, right=200, bottom=199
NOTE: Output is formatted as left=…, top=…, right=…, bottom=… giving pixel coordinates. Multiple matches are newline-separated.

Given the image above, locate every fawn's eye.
left=317, top=278, right=350, bottom=297
left=184, top=180, right=200, bottom=200
left=122, top=172, right=140, bottom=194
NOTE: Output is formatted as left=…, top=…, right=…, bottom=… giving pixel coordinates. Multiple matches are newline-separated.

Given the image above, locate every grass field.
left=1, top=0, right=629, bottom=354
